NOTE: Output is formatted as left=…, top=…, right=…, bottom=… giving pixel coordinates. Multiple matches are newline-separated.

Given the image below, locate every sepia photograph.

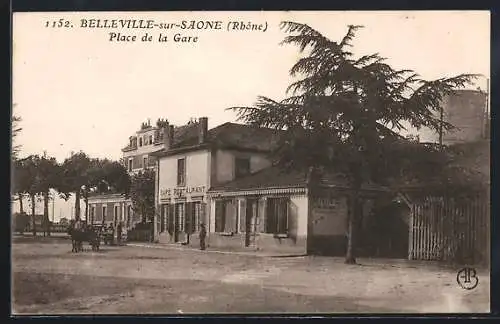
left=11, top=10, right=490, bottom=315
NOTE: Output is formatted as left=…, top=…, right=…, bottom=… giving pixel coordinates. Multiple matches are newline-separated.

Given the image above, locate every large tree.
left=22, top=155, right=42, bottom=236
left=36, top=154, right=62, bottom=236
left=129, top=169, right=155, bottom=225
left=229, top=22, right=477, bottom=264
left=61, top=151, right=92, bottom=221
left=82, top=158, right=131, bottom=223
left=12, top=157, right=31, bottom=215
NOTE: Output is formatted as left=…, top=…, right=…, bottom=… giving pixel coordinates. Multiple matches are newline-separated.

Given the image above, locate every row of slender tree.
left=12, top=151, right=132, bottom=236
left=11, top=114, right=157, bottom=238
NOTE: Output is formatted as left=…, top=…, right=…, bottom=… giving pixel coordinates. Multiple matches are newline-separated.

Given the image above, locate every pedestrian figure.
left=199, top=223, right=207, bottom=250
left=117, top=222, right=122, bottom=245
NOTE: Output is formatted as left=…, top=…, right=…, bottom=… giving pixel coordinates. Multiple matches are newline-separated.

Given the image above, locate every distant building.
left=87, top=119, right=164, bottom=229
left=418, top=89, right=489, bottom=144
left=87, top=118, right=201, bottom=230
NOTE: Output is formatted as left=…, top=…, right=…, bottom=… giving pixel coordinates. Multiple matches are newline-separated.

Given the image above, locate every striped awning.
left=207, top=187, right=307, bottom=198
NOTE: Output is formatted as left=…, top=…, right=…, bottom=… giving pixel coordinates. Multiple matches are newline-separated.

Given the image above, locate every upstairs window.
left=128, top=159, right=133, bottom=172
left=143, top=156, right=148, bottom=169
left=177, top=158, right=186, bottom=186
left=149, top=135, right=153, bottom=145
left=139, top=137, right=143, bottom=147
left=235, top=157, right=250, bottom=178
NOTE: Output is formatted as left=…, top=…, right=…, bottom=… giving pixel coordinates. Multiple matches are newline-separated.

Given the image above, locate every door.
left=174, top=203, right=185, bottom=242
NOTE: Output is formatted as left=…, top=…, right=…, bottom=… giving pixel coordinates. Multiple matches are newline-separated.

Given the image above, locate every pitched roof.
left=448, top=139, right=490, bottom=183
left=153, top=122, right=283, bottom=157
left=208, top=165, right=389, bottom=193
left=210, top=166, right=309, bottom=192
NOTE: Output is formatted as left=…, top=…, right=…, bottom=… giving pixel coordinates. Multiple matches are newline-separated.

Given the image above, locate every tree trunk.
left=31, top=194, right=36, bottom=237
left=19, top=194, right=24, bottom=214
left=74, top=190, right=81, bottom=221
left=141, top=206, right=147, bottom=224
left=345, top=174, right=362, bottom=265
left=43, top=191, right=50, bottom=237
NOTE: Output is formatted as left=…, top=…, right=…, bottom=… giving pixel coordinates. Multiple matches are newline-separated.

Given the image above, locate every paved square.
left=11, top=236, right=490, bottom=314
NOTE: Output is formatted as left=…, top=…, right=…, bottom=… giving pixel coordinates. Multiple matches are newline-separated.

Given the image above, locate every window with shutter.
left=224, top=200, right=237, bottom=233
left=176, top=203, right=185, bottom=233
left=215, top=201, right=225, bottom=232
left=192, top=202, right=201, bottom=233
left=177, top=158, right=186, bottom=186
left=265, top=198, right=289, bottom=234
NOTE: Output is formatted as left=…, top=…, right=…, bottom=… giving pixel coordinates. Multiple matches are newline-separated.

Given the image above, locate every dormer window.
left=235, top=157, right=250, bottom=179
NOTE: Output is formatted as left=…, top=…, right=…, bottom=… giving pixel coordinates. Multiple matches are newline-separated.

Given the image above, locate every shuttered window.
left=215, top=201, right=225, bottom=232
left=192, top=202, right=203, bottom=233
left=215, top=200, right=238, bottom=233
left=177, top=158, right=186, bottom=186
left=266, top=198, right=289, bottom=234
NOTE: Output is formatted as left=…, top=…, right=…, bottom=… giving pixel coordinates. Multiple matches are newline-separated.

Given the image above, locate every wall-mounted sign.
left=160, top=186, right=206, bottom=200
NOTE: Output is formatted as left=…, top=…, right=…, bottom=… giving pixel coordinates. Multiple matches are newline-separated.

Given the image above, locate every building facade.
left=416, top=89, right=489, bottom=144
left=87, top=119, right=169, bottom=229
left=152, top=118, right=390, bottom=255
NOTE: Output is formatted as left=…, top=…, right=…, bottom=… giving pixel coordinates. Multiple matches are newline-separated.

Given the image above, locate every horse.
left=67, top=221, right=100, bottom=252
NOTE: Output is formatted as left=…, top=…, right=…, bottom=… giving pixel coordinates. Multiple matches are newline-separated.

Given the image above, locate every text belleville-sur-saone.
left=79, top=19, right=264, bottom=31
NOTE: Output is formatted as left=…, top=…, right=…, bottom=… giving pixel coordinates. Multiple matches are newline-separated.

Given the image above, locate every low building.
left=88, top=118, right=176, bottom=230
left=151, top=117, right=391, bottom=255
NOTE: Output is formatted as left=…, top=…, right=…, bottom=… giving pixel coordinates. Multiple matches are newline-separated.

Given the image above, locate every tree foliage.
left=129, top=169, right=155, bottom=224
left=227, top=22, right=478, bottom=264
left=61, top=151, right=92, bottom=220
left=12, top=115, right=22, bottom=160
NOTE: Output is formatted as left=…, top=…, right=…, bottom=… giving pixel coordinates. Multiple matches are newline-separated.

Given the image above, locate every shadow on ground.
left=12, top=272, right=394, bottom=314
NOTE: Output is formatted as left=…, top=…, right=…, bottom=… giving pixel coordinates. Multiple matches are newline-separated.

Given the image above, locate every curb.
left=124, top=243, right=288, bottom=258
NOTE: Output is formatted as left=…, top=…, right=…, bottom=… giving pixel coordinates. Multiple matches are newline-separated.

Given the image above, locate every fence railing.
left=409, top=194, right=489, bottom=265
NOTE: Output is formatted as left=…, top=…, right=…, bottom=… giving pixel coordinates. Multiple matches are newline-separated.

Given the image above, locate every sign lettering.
left=160, top=186, right=206, bottom=200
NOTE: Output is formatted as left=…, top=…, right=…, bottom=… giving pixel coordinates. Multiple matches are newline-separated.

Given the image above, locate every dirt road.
left=11, top=237, right=490, bottom=314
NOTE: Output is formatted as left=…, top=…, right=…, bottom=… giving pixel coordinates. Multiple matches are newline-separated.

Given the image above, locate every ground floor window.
left=114, top=205, right=119, bottom=224
left=102, top=206, right=107, bottom=223
left=266, top=197, right=289, bottom=234
left=176, top=203, right=185, bottom=233
left=215, top=199, right=238, bottom=233
left=90, top=205, right=96, bottom=223
left=190, top=202, right=205, bottom=233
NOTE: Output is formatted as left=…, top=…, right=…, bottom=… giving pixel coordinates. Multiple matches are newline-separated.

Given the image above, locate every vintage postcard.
left=11, top=11, right=490, bottom=315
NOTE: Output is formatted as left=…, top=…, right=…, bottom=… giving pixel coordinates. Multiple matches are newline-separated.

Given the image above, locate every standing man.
left=199, top=223, right=207, bottom=250
left=117, top=222, right=122, bottom=245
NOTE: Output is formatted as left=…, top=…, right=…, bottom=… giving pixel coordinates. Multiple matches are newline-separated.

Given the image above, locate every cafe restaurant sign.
left=160, top=186, right=206, bottom=200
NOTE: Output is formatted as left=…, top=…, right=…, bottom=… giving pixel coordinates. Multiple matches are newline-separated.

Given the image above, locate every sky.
left=12, top=11, right=490, bottom=221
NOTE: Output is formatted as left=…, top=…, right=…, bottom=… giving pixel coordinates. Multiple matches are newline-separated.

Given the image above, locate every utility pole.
left=438, top=105, right=444, bottom=150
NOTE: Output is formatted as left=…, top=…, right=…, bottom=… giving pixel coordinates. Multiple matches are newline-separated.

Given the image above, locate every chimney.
left=163, top=124, right=175, bottom=150
left=198, top=117, right=208, bottom=144
left=161, top=123, right=174, bottom=150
